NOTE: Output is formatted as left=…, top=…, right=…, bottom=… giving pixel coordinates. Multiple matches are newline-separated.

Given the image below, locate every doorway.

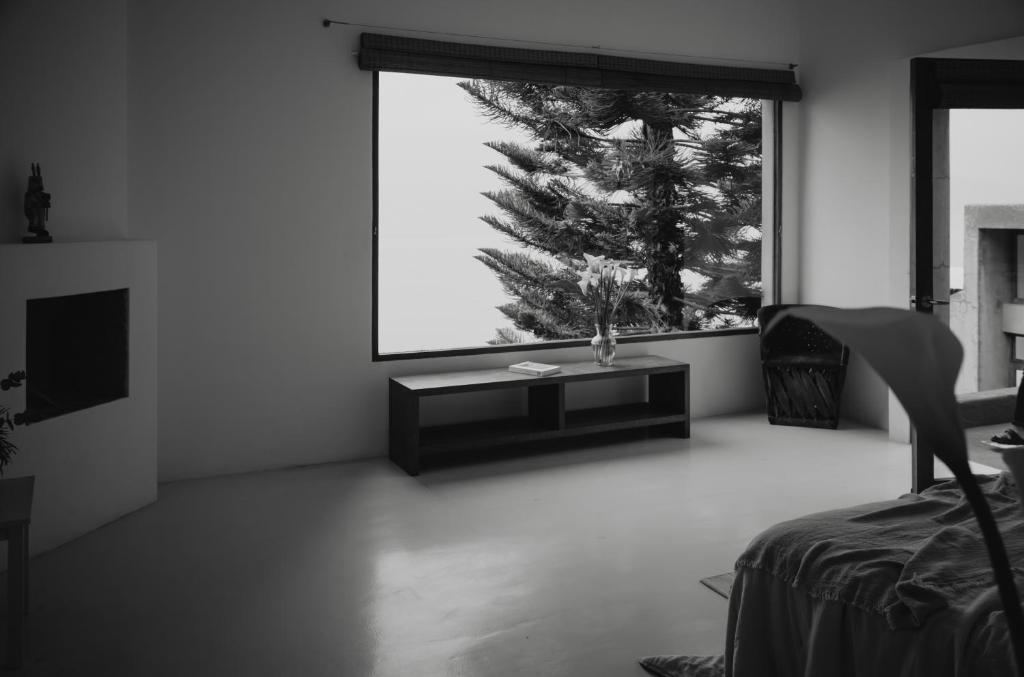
left=947, top=109, right=1024, bottom=396
left=911, top=57, right=1024, bottom=491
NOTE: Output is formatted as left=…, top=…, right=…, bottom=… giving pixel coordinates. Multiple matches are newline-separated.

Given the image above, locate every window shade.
left=914, top=58, right=1024, bottom=109
left=358, top=33, right=802, bottom=102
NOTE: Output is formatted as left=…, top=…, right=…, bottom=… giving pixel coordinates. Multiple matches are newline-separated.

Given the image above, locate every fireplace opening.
left=25, top=288, right=129, bottom=422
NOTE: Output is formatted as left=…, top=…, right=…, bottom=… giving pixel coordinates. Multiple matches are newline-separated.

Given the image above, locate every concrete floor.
left=11, top=414, right=919, bottom=676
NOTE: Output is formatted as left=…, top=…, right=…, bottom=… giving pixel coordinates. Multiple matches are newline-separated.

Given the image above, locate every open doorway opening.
left=910, top=57, right=1024, bottom=491
left=948, top=109, right=1024, bottom=396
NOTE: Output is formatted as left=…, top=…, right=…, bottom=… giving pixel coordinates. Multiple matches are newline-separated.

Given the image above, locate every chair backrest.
left=757, top=304, right=850, bottom=364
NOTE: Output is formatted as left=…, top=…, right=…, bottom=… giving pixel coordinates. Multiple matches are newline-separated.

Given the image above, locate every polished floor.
left=12, top=414, right=921, bottom=676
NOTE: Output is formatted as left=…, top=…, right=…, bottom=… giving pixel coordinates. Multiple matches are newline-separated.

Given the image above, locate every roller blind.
left=358, top=33, right=802, bottom=102
left=913, top=58, right=1024, bottom=109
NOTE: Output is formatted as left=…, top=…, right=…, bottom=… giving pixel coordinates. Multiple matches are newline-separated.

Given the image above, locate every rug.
left=699, top=571, right=734, bottom=599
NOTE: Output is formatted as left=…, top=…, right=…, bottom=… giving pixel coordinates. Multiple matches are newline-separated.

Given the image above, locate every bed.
left=642, top=472, right=1022, bottom=676
left=641, top=306, right=1024, bottom=677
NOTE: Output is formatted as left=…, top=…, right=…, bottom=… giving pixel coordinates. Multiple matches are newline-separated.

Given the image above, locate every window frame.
left=366, top=37, right=793, bottom=361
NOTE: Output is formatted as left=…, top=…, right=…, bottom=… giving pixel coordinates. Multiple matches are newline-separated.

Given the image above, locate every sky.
left=949, top=109, right=1024, bottom=287
left=377, top=72, right=534, bottom=353
left=948, top=109, right=1024, bottom=391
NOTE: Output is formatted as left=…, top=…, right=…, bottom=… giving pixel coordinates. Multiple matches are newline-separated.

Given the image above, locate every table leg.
left=7, top=525, right=27, bottom=669
left=649, top=369, right=690, bottom=438
left=389, top=382, right=421, bottom=476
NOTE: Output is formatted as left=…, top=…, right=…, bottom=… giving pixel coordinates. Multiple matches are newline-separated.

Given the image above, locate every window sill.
left=373, top=326, right=757, bottom=362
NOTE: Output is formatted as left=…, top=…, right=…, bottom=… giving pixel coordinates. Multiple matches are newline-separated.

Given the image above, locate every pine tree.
left=459, top=80, right=763, bottom=342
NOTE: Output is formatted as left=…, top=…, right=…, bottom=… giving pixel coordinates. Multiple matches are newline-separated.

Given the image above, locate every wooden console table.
left=388, top=355, right=689, bottom=475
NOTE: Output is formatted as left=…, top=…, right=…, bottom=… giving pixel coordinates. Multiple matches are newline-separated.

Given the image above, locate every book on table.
left=508, top=361, right=561, bottom=376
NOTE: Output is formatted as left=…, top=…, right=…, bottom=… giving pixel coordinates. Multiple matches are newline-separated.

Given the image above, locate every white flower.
left=575, top=253, right=636, bottom=331
left=583, top=253, right=606, bottom=272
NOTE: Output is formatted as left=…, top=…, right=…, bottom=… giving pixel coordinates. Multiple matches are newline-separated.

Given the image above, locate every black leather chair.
left=757, top=304, right=850, bottom=429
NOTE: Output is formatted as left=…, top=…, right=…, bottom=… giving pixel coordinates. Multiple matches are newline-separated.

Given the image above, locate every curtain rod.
left=322, top=19, right=798, bottom=71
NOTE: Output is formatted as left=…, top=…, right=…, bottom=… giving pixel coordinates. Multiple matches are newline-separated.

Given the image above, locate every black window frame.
left=365, top=34, right=798, bottom=361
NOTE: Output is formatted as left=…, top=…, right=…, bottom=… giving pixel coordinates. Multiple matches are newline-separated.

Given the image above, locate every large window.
left=366, top=35, right=797, bottom=358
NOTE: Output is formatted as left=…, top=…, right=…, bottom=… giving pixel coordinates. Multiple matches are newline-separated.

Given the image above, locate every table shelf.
left=564, top=402, right=688, bottom=432
left=419, top=416, right=551, bottom=452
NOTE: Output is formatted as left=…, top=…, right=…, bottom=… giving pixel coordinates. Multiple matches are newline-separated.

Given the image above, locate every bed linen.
left=641, top=473, right=1024, bottom=677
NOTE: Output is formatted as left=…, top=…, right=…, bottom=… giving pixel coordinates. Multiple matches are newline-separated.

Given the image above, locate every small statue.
left=23, top=163, right=52, bottom=243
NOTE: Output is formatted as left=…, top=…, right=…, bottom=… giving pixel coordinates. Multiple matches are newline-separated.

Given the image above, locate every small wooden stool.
left=0, top=477, right=34, bottom=670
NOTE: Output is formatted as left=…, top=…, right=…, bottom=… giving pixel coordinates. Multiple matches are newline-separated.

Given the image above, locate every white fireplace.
left=0, top=241, right=157, bottom=553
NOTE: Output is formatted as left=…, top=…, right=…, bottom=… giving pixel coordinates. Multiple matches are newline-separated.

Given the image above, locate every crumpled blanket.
left=640, top=473, right=1024, bottom=677
left=739, top=472, right=1024, bottom=630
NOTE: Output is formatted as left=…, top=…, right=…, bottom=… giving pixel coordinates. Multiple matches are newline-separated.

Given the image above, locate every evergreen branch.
left=481, top=191, right=608, bottom=257
left=483, top=141, right=568, bottom=175
left=479, top=215, right=547, bottom=250
left=484, top=165, right=565, bottom=216
left=487, top=326, right=534, bottom=345
left=470, top=79, right=764, bottom=333
left=458, top=80, right=552, bottom=138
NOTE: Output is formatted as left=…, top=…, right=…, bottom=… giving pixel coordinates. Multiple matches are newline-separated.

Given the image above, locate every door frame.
left=910, top=57, right=1024, bottom=492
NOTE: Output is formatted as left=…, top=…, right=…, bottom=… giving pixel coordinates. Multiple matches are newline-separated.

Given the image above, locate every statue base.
left=23, top=227, right=52, bottom=243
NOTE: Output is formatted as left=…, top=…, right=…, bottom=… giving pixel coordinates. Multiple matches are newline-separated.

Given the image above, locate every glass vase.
left=591, top=324, right=616, bottom=367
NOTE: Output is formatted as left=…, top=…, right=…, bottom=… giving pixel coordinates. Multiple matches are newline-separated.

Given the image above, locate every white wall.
left=0, top=1, right=152, bottom=552
left=18, top=0, right=1022, bottom=481
left=795, top=0, right=1024, bottom=431
left=125, top=0, right=802, bottom=480
left=927, top=35, right=1024, bottom=60
left=0, top=242, right=158, bottom=553
left=0, top=0, right=127, bottom=243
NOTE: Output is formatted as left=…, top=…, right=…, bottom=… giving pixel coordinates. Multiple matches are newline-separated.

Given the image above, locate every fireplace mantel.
left=0, top=240, right=157, bottom=553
